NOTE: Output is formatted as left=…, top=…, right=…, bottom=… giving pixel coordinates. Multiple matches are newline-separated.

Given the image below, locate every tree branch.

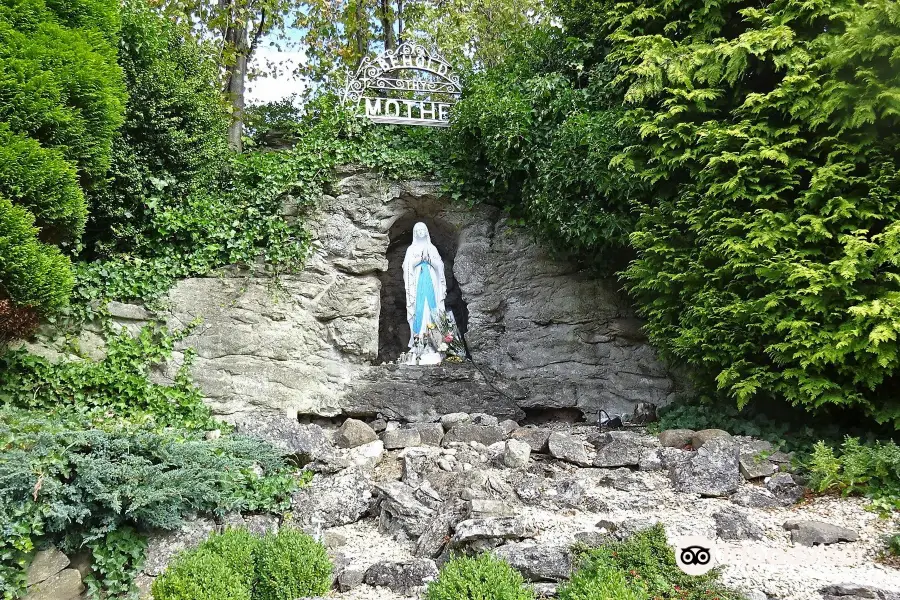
left=249, top=8, right=267, bottom=57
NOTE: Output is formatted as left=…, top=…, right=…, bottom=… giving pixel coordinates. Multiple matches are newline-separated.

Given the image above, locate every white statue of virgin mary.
left=403, top=222, right=447, bottom=364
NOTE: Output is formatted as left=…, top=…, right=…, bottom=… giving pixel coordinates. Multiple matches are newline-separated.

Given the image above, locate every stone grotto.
left=79, top=166, right=679, bottom=427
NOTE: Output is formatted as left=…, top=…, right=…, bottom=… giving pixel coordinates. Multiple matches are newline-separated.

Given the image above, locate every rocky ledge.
left=63, top=413, right=897, bottom=600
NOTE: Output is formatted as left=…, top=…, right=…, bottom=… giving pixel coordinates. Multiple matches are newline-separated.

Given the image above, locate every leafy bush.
left=0, top=195, right=73, bottom=337
left=571, top=525, right=739, bottom=600
left=86, top=0, right=228, bottom=254
left=0, top=124, right=85, bottom=244
left=0, top=0, right=125, bottom=186
left=199, top=528, right=260, bottom=589
left=558, top=563, right=645, bottom=600
left=447, top=33, right=640, bottom=268
left=0, top=322, right=215, bottom=429
left=424, top=553, right=534, bottom=600
left=152, top=548, right=251, bottom=600
left=808, top=437, right=900, bottom=513
left=254, top=529, right=332, bottom=600
left=608, top=0, right=900, bottom=425
left=0, top=408, right=297, bottom=599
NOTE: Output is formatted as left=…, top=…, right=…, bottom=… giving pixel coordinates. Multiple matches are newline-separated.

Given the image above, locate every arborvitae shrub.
left=0, top=124, right=86, bottom=244
left=424, top=553, right=534, bottom=600
left=0, top=195, right=73, bottom=316
left=151, top=549, right=251, bottom=600
left=253, top=529, right=332, bottom=600
left=199, top=528, right=259, bottom=588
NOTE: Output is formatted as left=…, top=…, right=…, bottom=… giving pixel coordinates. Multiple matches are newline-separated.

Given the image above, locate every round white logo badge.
left=673, top=536, right=717, bottom=576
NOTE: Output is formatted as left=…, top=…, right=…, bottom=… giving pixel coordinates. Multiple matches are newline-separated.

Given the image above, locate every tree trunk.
left=380, top=0, right=396, bottom=51
left=354, top=0, right=369, bottom=66
left=221, top=0, right=248, bottom=152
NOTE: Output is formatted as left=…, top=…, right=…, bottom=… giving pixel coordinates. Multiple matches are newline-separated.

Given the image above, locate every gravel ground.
left=316, top=424, right=900, bottom=599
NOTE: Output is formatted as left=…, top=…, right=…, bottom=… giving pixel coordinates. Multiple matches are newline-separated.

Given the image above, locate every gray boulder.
left=414, top=501, right=466, bottom=559
left=290, top=469, right=373, bottom=531
left=451, top=517, right=539, bottom=548
left=26, top=546, right=70, bottom=587
left=234, top=413, right=332, bottom=462
left=669, top=437, right=740, bottom=497
left=691, top=429, right=732, bottom=450
left=400, top=447, right=441, bottom=486
left=335, top=418, right=378, bottom=448
left=440, top=412, right=471, bottom=431
left=471, top=413, right=499, bottom=427
left=739, top=453, right=776, bottom=480
left=499, top=419, right=520, bottom=435
left=783, top=520, right=859, bottom=546
left=364, top=559, right=439, bottom=594
left=22, top=568, right=84, bottom=600
left=336, top=566, right=366, bottom=592
left=510, top=427, right=552, bottom=453
left=658, top=429, right=695, bottom=449
left=143, top=516, right=216, bottom=576
left=442, top=424, right=505, bottom=447
left=504, top=439, right=532, bottom=468
left=713, top=507, right=764, bottom=541
left=548, top=433, right=592, bottom=467
left=492, top=543, right=573, bottom=582
left=409, top=423, right=445, bottom=446
left=468, top=499, right=515, bottom=519
left=820, top=583, right=900, bottom=600
left=383, top=428, right=422, bottom=449
left=592, top=437, right=645, bottom=468
left=376, top=481, right=436, bottom=539
left=766, top=473, right=804, bottom=505
left=730, top=486, right=782, bottom=509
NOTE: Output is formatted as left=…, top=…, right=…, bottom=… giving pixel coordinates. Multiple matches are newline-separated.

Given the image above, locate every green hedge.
left=0, top=124, right=86, bottom=244
left=424, top=553, right=534, bottom=600
left=0, top=5, right=125, bottom=185
left=87, top=0, right=228, bottom=252
left=152, top=550, right=251, bottom=600
left=0, top=195, right=72, bottom=311
left=254, top=529, right=332, bottom=600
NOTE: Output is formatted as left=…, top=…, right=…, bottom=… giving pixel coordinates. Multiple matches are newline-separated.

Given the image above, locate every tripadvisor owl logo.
left=673, top=536, right=717, bottom=576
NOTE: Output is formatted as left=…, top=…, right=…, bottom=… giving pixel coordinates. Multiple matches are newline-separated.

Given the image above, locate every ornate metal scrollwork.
left=342, top=42, right=461, bottom=127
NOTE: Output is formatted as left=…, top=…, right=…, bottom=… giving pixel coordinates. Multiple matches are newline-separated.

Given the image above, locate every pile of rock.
left=18, top=546, right=87, bottom=600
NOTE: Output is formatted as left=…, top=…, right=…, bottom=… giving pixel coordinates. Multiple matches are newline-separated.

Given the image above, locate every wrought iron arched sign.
left=342, top=43, right=461, bottom=128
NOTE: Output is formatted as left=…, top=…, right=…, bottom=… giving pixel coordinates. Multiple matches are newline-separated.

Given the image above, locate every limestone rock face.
left=105, top=170, right=675, bottom=421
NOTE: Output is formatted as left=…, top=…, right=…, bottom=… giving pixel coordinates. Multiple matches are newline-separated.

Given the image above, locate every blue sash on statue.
left=413, top=260, right=437, bottom=335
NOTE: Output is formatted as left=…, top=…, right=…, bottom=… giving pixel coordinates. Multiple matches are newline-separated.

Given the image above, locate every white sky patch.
left=247, top=45, right=308, bottom=105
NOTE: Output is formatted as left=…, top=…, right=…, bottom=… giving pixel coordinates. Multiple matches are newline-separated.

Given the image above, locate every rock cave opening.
left=377, top=215, right=469, bottom=364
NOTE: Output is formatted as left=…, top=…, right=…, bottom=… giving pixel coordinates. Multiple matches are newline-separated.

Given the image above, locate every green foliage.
left=0, top=322, right=216, bottom=429
left=889, top=533, right=900, bottom=556
left=152, top=548, right=251, bottom=600
left=254, top=529, right=332, bottom=600
left=87, top=0, right=228, bottom=254
left=84, top=527, right=147, bottom=599
left=0, top=408, right=297, bottom=600
left=558, top=563, right=645, bottom=600
left=570, top=525, right=740, bottom=600
left=424, top=553, right=534, bottom=600
left=73, top=94, right=439, bottom=314
left=447, top=31, right=641, bottom=268
left=607, top=0, right=900, bottom=425
left=199, top=528, right=260, bottom=589
left=0, top=0, right=125, bottom=332
left=808, top=437, right=900, bottom=512
left=0, top=0, right=125, bottom=186
left=0, top=195, right=73, bottom=315
left=0, top=124, right=85, bottom=245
